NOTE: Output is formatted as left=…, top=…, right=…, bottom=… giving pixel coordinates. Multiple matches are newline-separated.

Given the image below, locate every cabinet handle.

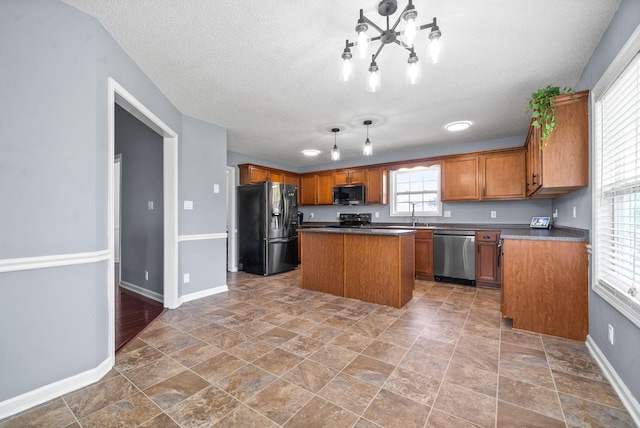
left=531, top=174, right=537, bottom=185
left=497, top=244, right=502, bottom=267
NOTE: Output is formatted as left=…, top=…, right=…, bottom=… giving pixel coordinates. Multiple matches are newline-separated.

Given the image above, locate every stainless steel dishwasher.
left=433, top=230, right=476, bottom=285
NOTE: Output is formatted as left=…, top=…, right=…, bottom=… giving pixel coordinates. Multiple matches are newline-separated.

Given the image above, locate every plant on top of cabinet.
left=526, top=85, right=574, bottom=148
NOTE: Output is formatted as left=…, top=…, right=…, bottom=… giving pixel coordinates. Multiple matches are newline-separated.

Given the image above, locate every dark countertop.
left=299, top=227, right=416, bottom=236
left=299, top=222, right=588, bottom=242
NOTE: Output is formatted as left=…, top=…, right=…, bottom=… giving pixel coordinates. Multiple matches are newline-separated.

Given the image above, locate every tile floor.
left=1, top=270, right=635, bottom=427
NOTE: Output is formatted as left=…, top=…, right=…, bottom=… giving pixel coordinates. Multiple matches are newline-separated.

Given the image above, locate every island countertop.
left=299, top=227, right=416, bottom=236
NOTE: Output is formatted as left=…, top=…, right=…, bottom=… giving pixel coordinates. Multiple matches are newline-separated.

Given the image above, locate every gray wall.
left=0, top=0, right=228, bottom=405
left=555, top=0, right=640, bottom=399
left=179, top=115, right=228, bottom=296
left=115, top=105, right=164, bottom=295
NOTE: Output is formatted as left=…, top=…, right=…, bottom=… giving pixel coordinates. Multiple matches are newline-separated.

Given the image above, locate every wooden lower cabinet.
left=501, top=238, right=588, bottom=341
left=475, top=231, right=500, bottom=289
left=300, top=230, right=415, bottom=308
left=415, top=230, right=434, bottom=279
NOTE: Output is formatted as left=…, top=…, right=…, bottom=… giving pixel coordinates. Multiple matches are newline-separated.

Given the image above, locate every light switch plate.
left=491, top=211, right=497, bottom=218
left=183, top=273, right=190, bottom=284
left=214, top=184, right=220, bottom=193
left=184, top=200, right=193, bottom=210
left=444, top=211, right=451, bottom=218
left=148, top=201, right=153, bottom=210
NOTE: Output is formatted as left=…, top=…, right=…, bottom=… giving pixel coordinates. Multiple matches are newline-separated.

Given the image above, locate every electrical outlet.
left=147, top=201, right=153, bottom=210
left=573, top=206, right=577, bottom=218
left=444, top=211, right=451, bottom=218
left=183, top=273, right=190, bottom=284
left=491, top=211, right=497, bottom=219
left=309, top=213, right=314, bottom=219
left=375, top=212, right=379, bottom=218
left=145, top=271, right=148, bottom=281
left=608, top=324, right=615, bottom=345
left=337, top=212, right=341, bottom=218
left=214, top=184, right=220, bottom=193
left=553, top=209, right=558, bottom=218
left=184, top=200, right=193, bottom=210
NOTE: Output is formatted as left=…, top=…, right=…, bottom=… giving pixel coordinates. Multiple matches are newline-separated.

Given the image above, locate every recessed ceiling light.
left=302, top=149, right=321, bottom=156
left=445, top=121, right=472, bottom=131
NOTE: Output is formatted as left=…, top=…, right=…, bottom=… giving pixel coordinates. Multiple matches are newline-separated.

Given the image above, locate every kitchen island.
left=299, top=228, right=415, bottom=308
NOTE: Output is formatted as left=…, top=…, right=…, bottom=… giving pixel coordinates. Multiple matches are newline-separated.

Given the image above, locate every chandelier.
left=339, top=0, right=442, bottom=92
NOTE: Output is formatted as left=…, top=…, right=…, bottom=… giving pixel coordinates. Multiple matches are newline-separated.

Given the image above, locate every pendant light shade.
left=406, top=48, right=421, bottom=85
left=367, top=61, right=381, bottom=92
left=363, top=120, right=373, bottom=156
left=339, top=41, right=354, bottom=81
left=331, top=128, right=341, bottom=161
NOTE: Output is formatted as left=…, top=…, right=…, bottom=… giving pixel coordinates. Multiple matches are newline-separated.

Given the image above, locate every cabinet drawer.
left=415, top=230, right=433, bottom=239
left=476, top=231, right=498, bottom=242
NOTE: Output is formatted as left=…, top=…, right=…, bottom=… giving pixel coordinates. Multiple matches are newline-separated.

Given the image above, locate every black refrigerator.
left=237, top=181, right=298, bottom=275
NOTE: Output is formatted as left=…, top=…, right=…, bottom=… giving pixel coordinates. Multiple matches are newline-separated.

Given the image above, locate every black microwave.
left=332, top=185, right=366, bottom=205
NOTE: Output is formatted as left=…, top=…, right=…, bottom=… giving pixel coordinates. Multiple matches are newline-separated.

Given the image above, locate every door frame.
left=107, top=77, right=179, bottom=358
left=226, top=166, right=238, bottom=272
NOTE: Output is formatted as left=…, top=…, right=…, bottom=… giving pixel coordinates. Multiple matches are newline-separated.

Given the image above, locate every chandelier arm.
left=419, top=17, right=438, bottom=31
left=361, top=14, right=385, bottom=35
left=389, top=2, right=412, bottom=32
left=371, top=42, right=385, bottom=63
left=393, top=39, right=414, bottom=52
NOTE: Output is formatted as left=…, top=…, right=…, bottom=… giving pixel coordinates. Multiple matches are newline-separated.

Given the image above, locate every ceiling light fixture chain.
left=340, top=0, right=442, bottom=91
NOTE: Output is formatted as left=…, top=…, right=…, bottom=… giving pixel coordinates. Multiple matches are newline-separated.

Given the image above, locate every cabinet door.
left=481, top=150, right=526, bottom=200
left=300, top=174, right=317, bottom=206
left=333, top=170, right=350, bottom=186
left=269, top=170, right=284, bottom=182
left=349, top=169, right=366, bottom=185
left=442, top=156, right=479, bottom=201
left=526, top=126, right=542, bottom=196
left=366, top=168, right=387, bottom=204
left=415, top=230, right=433, bottom=279
left=316, top=172, right=334, bottom=205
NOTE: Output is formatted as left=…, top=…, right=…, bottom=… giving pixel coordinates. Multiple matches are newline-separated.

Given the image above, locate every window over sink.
left=593, top=28, right=640, bottom=328
left=389, top=165, right=442, bottom=217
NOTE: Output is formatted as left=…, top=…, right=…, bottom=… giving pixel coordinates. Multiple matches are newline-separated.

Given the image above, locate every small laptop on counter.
left=530, top=216, right=551, bottom=229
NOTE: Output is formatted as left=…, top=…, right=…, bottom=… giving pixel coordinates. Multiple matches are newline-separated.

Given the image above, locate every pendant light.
left=363, top=120, right=373, bottom=156
left=331, top=128, right=341, bottom=161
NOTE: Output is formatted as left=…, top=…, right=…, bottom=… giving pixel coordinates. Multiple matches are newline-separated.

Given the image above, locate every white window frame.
left=389, top=164, right=442, bottom=217
left=592, top=24, right=640, bottom=329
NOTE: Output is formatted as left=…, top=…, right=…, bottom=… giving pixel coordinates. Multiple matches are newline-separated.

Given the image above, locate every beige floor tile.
left=282, top=359, right=338, bottom=393
left=245, top=379, right=314, bottom=425
left=143, top=370, right=210, bottom=410
left=318, top=373, right=380, bottom=415
left=426, top=409, right=480, bottom=427
left=64, top=375, right=137, bottom=419
left=498, top=375, right=564, bottom=420
left=434, top=382, right=496, bottom=428
left=383, top=366, right=441, bottom=406
left=497, top=400, right=565, bottom=427
left=284, top=396, right=359, bottom=428
left=165, top=385, right=241, bottom=427
left=342, top=354, right=395, bottom=387
left=443, top=361, right=498, bottom=397
left=215, top=364, right=276, bottom=401
left=120, top=356, right=186, bottom=390
left=214, top=405, right=278, bottom=427
left=253, top=348, right=304, bottom=376
left=310, top=343, right=359, bottom=371
left=362, top=388, right=431, bottom=428
left=79, top=392, right=161, bottom=428
left=559, top=392, right=636, bottom=428
left=191, top=352, right=247, bottom=383
left=0, top=398, right=76, bottom=428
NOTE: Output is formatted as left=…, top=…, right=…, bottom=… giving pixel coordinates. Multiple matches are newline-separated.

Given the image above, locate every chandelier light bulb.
left=339, top=42, right=354, bottom=81
left=367, top=61, right=380, bottom=92
left=356, top=21, right=370, bottom=60
left=427, top=27, right=442, bottom=64
left=403, top=8, right=418, bottom=47
left=406, top=50, right=421, bottom=85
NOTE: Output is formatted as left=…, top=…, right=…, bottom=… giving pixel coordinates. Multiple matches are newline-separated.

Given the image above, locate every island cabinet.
left=414, top=229, right=434, bottom=280
left=480, top=149, right=526, bottom=200
left=333, top=168, right=366, bottom=185
left=525, top=90, right=589, bottom=198
left=441, top=156, right=480, bottom=201
left=300, top=229, right=415, bottom=308
left=300, top=171, right=333, bottom=205
left=475, top=231, right=500, bottom=289
left=501, top=238, right=588, bottom=341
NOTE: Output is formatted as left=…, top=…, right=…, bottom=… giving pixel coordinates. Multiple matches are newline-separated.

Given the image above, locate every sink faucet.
left=411, top=203, right=417, bottom=226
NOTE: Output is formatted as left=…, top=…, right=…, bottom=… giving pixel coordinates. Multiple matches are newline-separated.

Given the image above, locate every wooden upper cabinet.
left=480, top=149, right=526, bottom=200
left=365, top=167, right=388, bottom=205
left=300, top=171, right=333, bottom=206
left=334, top=168, right=366, bottom=185
left=238, top=163, right=298, bottom=186
left=442, top=156, right=479, bottom=201
left=526, top=90, right=589, bottom=198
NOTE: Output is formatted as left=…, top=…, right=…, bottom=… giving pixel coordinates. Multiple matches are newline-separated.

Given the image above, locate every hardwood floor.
left=115, top=264, right=165, bottom=353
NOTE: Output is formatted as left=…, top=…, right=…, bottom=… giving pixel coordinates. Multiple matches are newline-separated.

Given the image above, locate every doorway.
left=107, top=78, right=179, bottom=359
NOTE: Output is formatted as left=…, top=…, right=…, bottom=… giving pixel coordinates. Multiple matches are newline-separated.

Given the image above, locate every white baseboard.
left=178, top=284, right=228, bottom=305
left=586, top=335, right=640, bottom=426
left=119, top=281, right=163, bottom=303
left=0, top=355, right=113, bottom=420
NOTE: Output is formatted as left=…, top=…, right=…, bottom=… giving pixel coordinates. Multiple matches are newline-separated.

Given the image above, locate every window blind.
left=595, top=52, right=640, bottom=302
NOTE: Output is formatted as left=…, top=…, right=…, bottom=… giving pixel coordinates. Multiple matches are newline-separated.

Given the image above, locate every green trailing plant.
left=526, top=85, right=574, bottom=148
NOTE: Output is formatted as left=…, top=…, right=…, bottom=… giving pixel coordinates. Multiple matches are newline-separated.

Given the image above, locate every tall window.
left=594, top=48, right=640, bottom=327
left=390, top=165, right=441, bottom=216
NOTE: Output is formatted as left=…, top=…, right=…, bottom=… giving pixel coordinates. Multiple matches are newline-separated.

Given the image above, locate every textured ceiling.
left=63, top=0, right=621, bottom=167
